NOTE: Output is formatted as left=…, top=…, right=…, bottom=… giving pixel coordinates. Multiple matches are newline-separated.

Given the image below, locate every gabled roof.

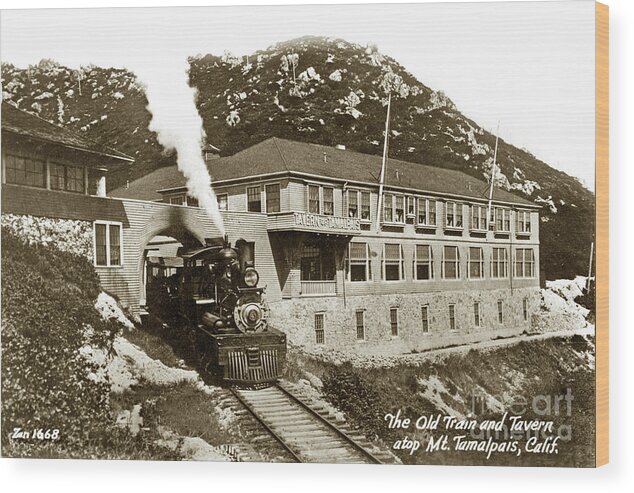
left=112, top=137, right=536, bottom=207
left=1, top=101, right=134, bottom=163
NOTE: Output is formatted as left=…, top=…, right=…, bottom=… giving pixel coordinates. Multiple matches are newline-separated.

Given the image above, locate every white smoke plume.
left=133, top=58, right=225, bottom=236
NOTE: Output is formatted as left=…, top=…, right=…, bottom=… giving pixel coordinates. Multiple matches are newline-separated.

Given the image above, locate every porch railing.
left=300, top=280, right=337, bottom=296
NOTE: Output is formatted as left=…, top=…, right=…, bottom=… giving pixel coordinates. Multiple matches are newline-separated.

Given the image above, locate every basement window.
left=390, top=307, right=399, bottom=336
left=474, top=302, right=481, bottom=327
left=421, top=305, right=430, bottom=333
left=449, top=304, right=457, bottom=331
left=355, top=310, right=365, bottom=341
left=315, top=313, right=325, bottom=344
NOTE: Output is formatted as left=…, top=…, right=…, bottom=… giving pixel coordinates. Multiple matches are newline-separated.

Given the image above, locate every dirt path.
left=302, top=324, right=595, bottom=369
left=411, top=325, right=595, bottom=361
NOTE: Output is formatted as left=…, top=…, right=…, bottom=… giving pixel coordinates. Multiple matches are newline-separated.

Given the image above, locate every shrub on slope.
left=1, top=228, right=174, bottom=459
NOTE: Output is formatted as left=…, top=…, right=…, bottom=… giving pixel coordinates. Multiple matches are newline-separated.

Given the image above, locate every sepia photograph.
left=0, top=0, right=604, bottom=468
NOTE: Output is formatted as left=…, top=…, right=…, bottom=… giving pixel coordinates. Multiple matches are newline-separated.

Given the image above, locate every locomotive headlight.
left=244, top=267, right=259, bottom=287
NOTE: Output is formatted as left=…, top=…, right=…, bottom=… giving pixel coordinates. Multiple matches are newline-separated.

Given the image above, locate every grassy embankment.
left=1, top=228, right=272, bottom=460
left=284, top=335, right=596, bottom=467
left=1, top=228, right=178, bottom=459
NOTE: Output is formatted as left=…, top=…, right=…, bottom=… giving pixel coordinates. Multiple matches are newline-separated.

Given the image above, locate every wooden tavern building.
left=114, top=137, right=541, bottom=355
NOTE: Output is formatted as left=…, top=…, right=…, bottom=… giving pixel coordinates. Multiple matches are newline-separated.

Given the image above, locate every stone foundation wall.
left=1, top=213, right=93, bottom=259
left=269, top=287, right=541, bottom=355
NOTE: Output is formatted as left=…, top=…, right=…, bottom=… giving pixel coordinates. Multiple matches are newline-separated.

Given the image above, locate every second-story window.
left=361, top=191, right=371, bottom=221
left=5, top=153, right=46, bottom=188
left=517, top=210, right=531, bottom=233
left=308, top=185, right=320, bottom=214
left=170, top=195, right=185, bottom=205
left=266, top=184, right=280, bottom=213
left=417, top=198, right=437, bottom=226
left=493, top=207, right=511, bottom=232
left=217, top=193, right=228, bottom=211
left=347, top=190, right=358, bottom=218
left=471, top=205, right=487, bottom=231
left=407, top=196, right=416, bottom=216
left=383, top=193, right=394, bottom=222
left=395, top=195, right=404, bottom=222
left=247, top=186, right=262, bottom=212
left=445, top=202, right=463, bottom=228
left=383, top=193, right=404, bottom=223
left=346, top=190, right=370, bottom=220
left=323, top=187, right=334, bottom=216
left=50, top=162, right=84, bottom=193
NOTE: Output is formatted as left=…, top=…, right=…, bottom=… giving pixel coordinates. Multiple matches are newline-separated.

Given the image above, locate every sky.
left=0, top=0, right=596, bottom=190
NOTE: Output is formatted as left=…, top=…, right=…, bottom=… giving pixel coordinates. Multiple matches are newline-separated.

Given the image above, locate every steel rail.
left=230, top=388, right=304, bottom=463
left=273, top=384, right=384, bottom=464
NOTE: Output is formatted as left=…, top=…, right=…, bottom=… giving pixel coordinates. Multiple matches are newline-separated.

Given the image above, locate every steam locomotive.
left=145, top=235, right=286, bottom=387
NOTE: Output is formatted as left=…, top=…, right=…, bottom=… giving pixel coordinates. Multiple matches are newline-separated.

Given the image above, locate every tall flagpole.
left=487, top=121, right=500, bottom=230
left=375, top=92, right=392, bottom=233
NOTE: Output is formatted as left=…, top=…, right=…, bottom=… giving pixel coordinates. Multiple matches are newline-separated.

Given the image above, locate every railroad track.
left=231, top=382, right=397, bottom=464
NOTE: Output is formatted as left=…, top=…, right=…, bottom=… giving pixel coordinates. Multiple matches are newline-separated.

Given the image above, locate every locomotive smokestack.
left=224, top=233, right=230, bottom=248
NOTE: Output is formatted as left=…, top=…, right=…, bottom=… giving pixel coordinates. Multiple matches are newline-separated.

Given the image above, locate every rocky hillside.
left=1, top=37, right=594, bottom=280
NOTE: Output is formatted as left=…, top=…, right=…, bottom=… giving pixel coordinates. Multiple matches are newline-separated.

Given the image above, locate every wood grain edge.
left=595, top=0, right=609, bottom=468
